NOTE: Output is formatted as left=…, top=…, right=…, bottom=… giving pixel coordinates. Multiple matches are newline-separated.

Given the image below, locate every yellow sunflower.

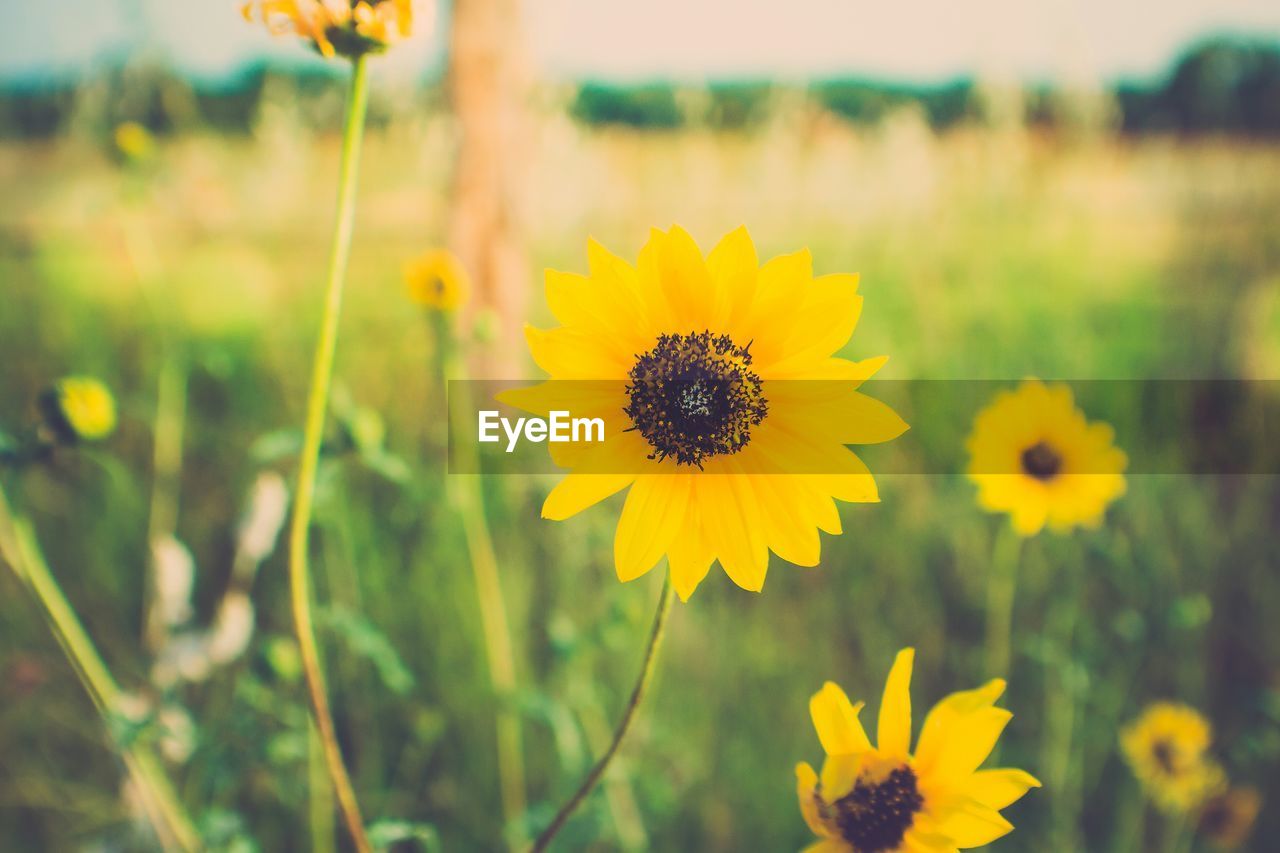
left=1120, top=702, right=1227, bottom=814
left=404, top=248, right=470, bottom=311
left=241, top=0, right=414, bottom=59
left=796, top=648, right=1040, bottom=852
left=1198, top=787, right=1261, bottom=849
left=966, top=379, right=1126, bottom=536
left=39, top=377, right=117, bottom=444
left=503, top=226, right=908, bottom=600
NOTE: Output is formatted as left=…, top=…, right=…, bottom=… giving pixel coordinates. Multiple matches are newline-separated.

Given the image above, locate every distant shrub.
left=810, top=78, right=974, bottom=130
left=570, top=82, right=683, bottom=129
left=704, top=81, right=773, bottom=130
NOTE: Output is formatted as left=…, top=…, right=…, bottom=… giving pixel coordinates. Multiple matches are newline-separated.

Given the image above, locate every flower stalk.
left=286, top=53, right=372, bottom=853
left=436, top=312, right=527, bottom=846
left=532, top=575, right=676, bottom=852
left=0, top=484, right=200, bottom=851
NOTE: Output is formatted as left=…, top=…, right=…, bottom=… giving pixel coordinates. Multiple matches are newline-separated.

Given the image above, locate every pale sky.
left=4, top=0, right=1280, bottom=85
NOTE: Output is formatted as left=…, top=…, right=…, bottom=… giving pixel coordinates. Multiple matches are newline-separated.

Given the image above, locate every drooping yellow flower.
left=404, top=248, right=470, bottom=311
left=1121, top=702, right=1227, bottom=814
left=1198, top=787, right=1261, bottom=849
left=39, top=377, right=118, bottom=443
left=796, top=649, right=1040, bottom=852
left=503, top=226, right=908, bottom=600
left=114, top=121, right=155, bottom=162
left=966, top=379, right=1126, bottom=536
left=241, top=0, right=414, bottom=59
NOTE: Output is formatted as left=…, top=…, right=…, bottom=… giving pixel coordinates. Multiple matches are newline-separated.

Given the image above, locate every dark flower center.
left=1152, top=739, right=1177, bottom=774
left=1021, top=440, right=1062, bottom=481
left=624, top=331, right=767, bottom=468
left=826, top=766, right=925, bottom=852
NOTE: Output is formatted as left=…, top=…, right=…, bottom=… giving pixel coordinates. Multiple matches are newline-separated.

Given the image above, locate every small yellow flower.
left=796, top=648, right=1040, bottom=852
left=1121, top=702, right=1226, bottom=814
left=1198, top=787, right=1261, bottom=849
left=966, top=379, right=1126, bottom=536
left=241, top=0, right=414, bottom=59
left=502, top=227, right=908, bottom=600
left=114, top=121, right=155, bottom=162
left=39, top=377, right=118, bottom=443
left=404, top=249, right=470, bottom=311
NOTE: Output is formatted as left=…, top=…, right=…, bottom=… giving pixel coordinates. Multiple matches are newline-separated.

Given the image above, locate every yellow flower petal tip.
left=796, top=648, right=1037, bottom=851
left=511, top=227, right=905, bottom=599
left=967, top=378, right=1127, bottom=537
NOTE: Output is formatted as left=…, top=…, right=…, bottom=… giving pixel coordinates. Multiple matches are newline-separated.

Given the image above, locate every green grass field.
left=2, top=113, right=1279, bottom=851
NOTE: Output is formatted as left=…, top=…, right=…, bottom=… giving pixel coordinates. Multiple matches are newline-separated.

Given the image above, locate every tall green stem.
left=0, top=484, right=200, bottom=851
left=286, top=54, right=372, bottom=853
left=983, top=522, right=1023, bottom=680
left=440, top=320, right=527, bottom=846
left=532, top=576, right=676, bottom=852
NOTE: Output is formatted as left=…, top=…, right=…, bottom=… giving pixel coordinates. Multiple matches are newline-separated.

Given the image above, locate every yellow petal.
left=914, top=679, right=1006, bottom=772
left=820, top=752, right=861, bottom=801
left=931, top=708, right=1013, bottom=782
left=698, top=474, right=769, bottom=592
left=795, top=762, right=834, bottom=838
left=708, top=225, right=759, bottom=330
left=803, top=840, right=852, bottom=853
left=613, top=475, right=691, bottom=582
left=935, top=798, right=1014, bottom=848
left=809, top=682, right=872, bottom=756
left=542, top=473, right=634, bottom=521
left=877, top=647, right=915, bottom=756
left=667, top=513, right=714, bottom=602
left=968, top=768, right=1042, bottom=810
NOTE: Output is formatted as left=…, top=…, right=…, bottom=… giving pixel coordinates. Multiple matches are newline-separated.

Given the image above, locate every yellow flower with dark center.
left=796, top=648, right=1040, bottom=852
left=39, top=377, right=118, bottom=444
left=404, top=249, right=469, bottom=311
left=241, top=0, right=413, bottom=59
left=966, top=379, right=1126, bottom=536
left=503, top=226, right=908, bottom=600
left=1121, top=702, right=1227, bottom=814
left=1198, top=787, right=1261, bottom=849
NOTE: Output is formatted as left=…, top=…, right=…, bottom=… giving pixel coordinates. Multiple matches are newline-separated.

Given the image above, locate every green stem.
left=531, top=576, right=676, bottom=853
left=0, top=484, right=200, bottom=851
left=983, top=522, right=1023, bottom=680
left=286, top=54, right=372, bottom=853
left=439, top=315, right=527, bottom=847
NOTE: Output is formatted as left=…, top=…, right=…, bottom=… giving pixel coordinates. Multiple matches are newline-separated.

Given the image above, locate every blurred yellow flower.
left=1198, top=786, right=1261, bottom=849
left=40, top=377, right=118, bottom=443
left=796, top=649, right=1040, bottom=852
left=1121, top=702, right=1226, bottom=814
left=404, top=249, right=470, bottom=311
left=503, top=226, right=908, bottom=600
left=966, top=379, right=1126, bottom=536
left=114, top=121, right=155, bottom=162
left=241, top=0, right=414, bottom=59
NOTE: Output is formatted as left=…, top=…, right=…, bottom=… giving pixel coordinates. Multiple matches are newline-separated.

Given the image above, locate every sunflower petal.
left=809, top=682, right=872, bottom=756
left=935, top=798, right=1014, bottom=848
left=613, top=475, right=691, bottom=582
left=914, top=679, right=1006, bottom=772
left=931, top=708, right=1014, bottom=782
left=877, top=647, right=915, bottom=756
left=796, top=762, right=834, bottom=838
left=968, top=768, right=1042, bottom=810
left=542, top=473, right=634, bottom=521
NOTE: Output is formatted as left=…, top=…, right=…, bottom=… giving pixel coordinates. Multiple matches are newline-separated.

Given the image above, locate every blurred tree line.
left=1, top=36, right=1277, bottom=139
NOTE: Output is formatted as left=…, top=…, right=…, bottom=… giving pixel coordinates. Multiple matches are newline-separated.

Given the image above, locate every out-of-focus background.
left=2, top=1, right=1280, bottom=850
